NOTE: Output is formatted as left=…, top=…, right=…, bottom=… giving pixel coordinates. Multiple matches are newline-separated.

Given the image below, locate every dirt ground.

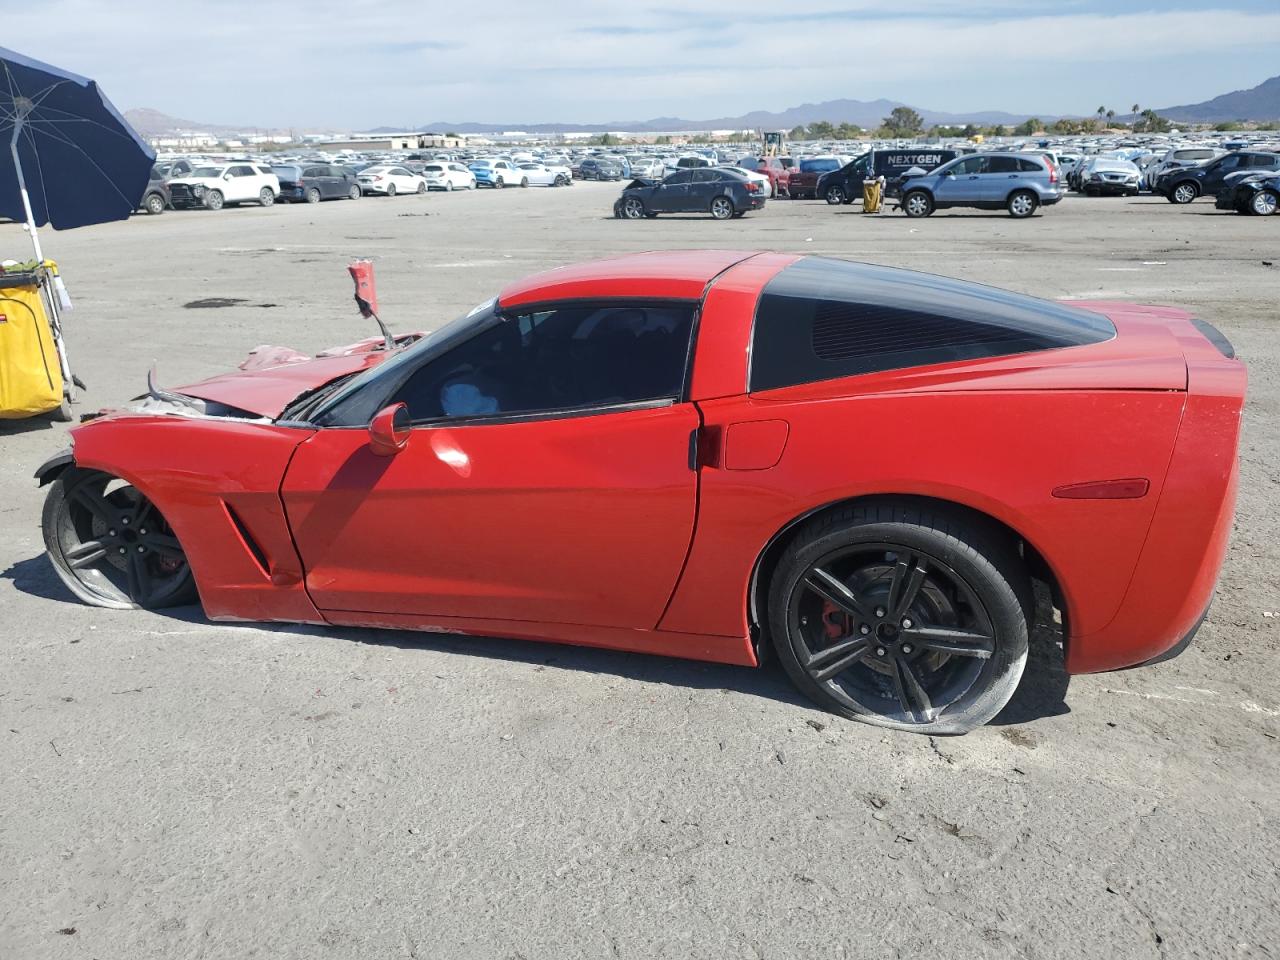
left=2, top=182, right=1278, bottom=960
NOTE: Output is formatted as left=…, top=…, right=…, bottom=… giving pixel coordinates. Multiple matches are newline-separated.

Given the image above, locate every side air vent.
left=223, top=502, right=270, bottom=577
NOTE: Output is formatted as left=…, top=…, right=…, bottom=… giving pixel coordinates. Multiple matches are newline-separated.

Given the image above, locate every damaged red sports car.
left=35, top=252, right=1246, bottom=734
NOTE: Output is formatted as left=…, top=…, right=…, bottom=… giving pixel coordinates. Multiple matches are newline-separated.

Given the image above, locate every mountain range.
left=126, top=73, right=1280, bottom=139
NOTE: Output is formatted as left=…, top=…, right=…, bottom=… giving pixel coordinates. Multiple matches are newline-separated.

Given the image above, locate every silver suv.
left=899, top=153, right=1063, bottom=219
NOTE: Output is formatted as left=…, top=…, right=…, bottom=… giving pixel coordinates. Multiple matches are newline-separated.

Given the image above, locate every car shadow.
left=1, top=552, right=811, bottom=710
left=3, top=552, right=1072, bottom=725
left=0, top=416, right=61, bottom=436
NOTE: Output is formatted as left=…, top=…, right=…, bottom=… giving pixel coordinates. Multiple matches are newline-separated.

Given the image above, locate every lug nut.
left=118, top=547, right=126, bottom=554
left=139, top=528, right=147, bottom=536
left=902, top=644, right=914, bottom=655
left=875, top=647, right=886, bottom=657
left=859, top=624, right=871, bottom=635
left=108, top=529, right=116, bottom=537
left=874, top=606, right=886, bottom=618
left=902, top=618, right=913, bottom=629
left=136, top=546, right=145, bottom=553
left=121, top=517, right=130, bottom=525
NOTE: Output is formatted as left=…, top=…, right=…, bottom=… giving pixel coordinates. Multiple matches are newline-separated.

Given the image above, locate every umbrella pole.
left=9, top=110, right=46, bottom=264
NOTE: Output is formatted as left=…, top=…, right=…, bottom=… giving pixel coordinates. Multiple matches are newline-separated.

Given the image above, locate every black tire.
left=348, top=184, right=361, bottom=200
left=42, top=467, right=198, bottom=610
left=494, top=176, right=505, bottom=189
left=1250, top=189, right=1278, bottom=216
left=1170, top=181, right=1198, bottom=204
left=306, top=187, right=321, bottom=204
left=520, top=177, right=529, bottom=188
left=709, top=195, right=734, bottom=220
left=50, top=395, right=74, bottom=422
left=445, top=180, right=454, bottom=191
left=825, top=184, right=845, bottom=205
left=204, top=189, right=224, bottom=211
left=1007, top=190, right=1038, bottom=218
left=620, top=196, right=646, bottom=220
left=144, top=192, right=166, bottom=215
left=902, top=190, right=933, bottom=218
left=768, top=503, right=1032, bottom=734
left=416, top=182, right=427, bottom=194
left=258, top=187, right=275, bottom=207
left=387, top=183, right=397, bottom=197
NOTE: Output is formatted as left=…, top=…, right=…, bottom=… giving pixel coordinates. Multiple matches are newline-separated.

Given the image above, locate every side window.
left=693, top=169, right=720, bottom=183
left=229, top=165, right=253, bottom=178
left=1218, top=155, right=1240, bottom=170
left=1017, top=158, right=1044, bottom=172
left=749, top=258, right=1115, bottom=392
left=985, top=156, right=1020, bottom=174
left=664, top=171, right=693, bottom=185
left=949, top=156, right=984, bottom=175
left=391, top=303, right=697, bottom=421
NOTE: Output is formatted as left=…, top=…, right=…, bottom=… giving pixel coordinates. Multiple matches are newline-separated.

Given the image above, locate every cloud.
left=4, top=2, right=1279, bottom=127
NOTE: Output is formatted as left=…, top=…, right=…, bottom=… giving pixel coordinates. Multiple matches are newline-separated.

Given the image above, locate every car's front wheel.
left=204, top=189, right=224, bottom=211
left=902, top=190, right=933, bottom=218
left=144, top=193, right=166, bottom=215
left=348, top=185, right=361, bottom=200
left=1007, top=190, right=1038, bottom=218
left=43, top=468, right=198, bottom=610
left=620, top=196, right=646, bottom=219
left=709, top=195, right=734, bottom=220
left=768, top=503, right=1031, bottom=734
left=1170, top=182, right=1198, bottom=204
left=1250, top=189, right=1278, bottom=216
left=825, top=185, right=845, bottom=205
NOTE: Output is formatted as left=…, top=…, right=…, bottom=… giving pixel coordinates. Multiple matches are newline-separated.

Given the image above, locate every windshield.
left=309, top=299, right=500, bottom=426
left=190, top=166, right=224, bottom=178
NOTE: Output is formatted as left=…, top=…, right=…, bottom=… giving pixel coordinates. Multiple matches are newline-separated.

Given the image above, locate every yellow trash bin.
left=862, top=178, right=883, bottom=214
left=0, top=268, right=65, bottom=419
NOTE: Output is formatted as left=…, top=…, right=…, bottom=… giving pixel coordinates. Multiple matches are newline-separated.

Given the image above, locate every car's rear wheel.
left=259, top=187, right=275, bottom=206
left=621, top=196, right=646, bottom=220
left=1007, top=190, right=1038, bottom=218
left=768, top=504, right=1031, bottom=734
left=145, top=193, right=166, bottom=215
left=306, top=187, right=321, bottom=204
left=709, top=196, right=734, bottom=220
left=445, top=180, right=454, bottom=191
left=204, top=190, right=224, bottom=211
left=1171, top=182, right=1198, bottom=204
left=520, top=177, right=529, bottom=188
left=494, top=176, right=505, bottom=189
left=1251, top=189, right=1278, bottom=216
left=43, top=468, right=197, bottom=610
left=825, top=185, right=845, bottom=205
left=902, top=190, right=933, bottom=218
left=416, top=182, right=427, bottom=194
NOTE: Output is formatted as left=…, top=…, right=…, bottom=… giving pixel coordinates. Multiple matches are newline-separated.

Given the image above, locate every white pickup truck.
left=167, top=162, right=280, bottom=210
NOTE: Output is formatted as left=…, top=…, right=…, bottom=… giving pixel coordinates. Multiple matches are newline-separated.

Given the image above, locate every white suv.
left=168, top=162, right=280, bottom=210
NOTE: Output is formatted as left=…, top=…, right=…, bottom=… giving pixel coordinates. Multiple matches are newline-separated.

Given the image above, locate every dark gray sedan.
left=614, top=168, right=766, bottom=220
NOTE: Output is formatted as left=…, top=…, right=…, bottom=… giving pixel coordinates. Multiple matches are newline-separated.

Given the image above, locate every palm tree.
left=1097, top=105, right=1107, bottom=123
left=1106, top=109, right=1115, bottom=125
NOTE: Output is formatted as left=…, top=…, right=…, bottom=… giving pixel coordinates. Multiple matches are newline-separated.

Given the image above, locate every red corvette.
left=36, top=251, right=1245, bottom=733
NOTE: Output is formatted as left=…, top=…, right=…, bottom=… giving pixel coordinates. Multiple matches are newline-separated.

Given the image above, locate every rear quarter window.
left=748, top=258, right=1115, bottom=392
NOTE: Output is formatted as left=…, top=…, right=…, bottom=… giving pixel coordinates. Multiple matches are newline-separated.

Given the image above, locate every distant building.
left=305, top=132, right=466, bottom=151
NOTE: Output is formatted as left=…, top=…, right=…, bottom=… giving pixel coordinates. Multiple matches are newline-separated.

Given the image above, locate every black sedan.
left=614, top=168, right=765, bottom=220
left=579, top=158, right=624, bottom=181
left=1215, top=173, right=1279, bottom=216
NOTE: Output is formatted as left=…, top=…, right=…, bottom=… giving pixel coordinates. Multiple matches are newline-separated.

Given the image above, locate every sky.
left=5, top=0, right=1280, bottom=128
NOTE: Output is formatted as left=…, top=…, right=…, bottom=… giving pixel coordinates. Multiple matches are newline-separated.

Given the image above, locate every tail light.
left=1048, top=165, right=1058, bottom=183
left=746, top=181, right=761, bottom=193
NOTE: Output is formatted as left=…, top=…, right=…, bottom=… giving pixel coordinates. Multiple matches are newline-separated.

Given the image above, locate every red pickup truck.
left=738, top=156, right=793, bottom=198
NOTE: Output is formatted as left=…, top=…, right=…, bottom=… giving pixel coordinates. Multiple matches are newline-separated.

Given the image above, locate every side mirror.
left=224, top=173, right=233, bottom=180
left=369, top=402, right=411, bottom=456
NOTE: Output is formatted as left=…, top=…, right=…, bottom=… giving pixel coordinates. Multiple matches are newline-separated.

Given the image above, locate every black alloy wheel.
left=769, top=504, right=1031, bottom=734
left=43, top=469, right=197, bottom=610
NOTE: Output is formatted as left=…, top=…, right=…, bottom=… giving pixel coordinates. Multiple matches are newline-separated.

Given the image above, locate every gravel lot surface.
left=2, top=182, right=1278, bottom=959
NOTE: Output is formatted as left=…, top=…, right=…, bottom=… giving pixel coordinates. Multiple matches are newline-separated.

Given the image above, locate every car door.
left=933, top=155, right=985, bottom=203
left=980, top=155, right=1023, bottom=201
left=280, top=301, right=701, bottom=629
left=1205, top=155, right=1240, bottom=192
left=224, top=164, right=255, bottom=201
left=650, top=171, right=691, bottom=212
